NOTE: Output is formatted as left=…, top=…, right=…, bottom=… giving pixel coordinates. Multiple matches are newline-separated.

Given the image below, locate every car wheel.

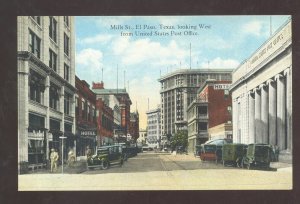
left=101, top=160, right=109, bottom=170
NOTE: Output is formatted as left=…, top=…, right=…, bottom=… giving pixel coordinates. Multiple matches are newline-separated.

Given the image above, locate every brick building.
left=187, top=79, right=232, bottom=153
left=75, top=76, right=97, bottom=158
left=92, top=82, right=132, bottom=138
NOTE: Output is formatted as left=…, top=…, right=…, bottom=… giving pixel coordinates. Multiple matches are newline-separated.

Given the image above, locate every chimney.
left=92, top=81, right=104, bottom=89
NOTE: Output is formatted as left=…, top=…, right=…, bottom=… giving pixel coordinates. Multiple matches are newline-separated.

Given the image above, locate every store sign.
left=80, top=130, right=97, bottom=136
left=214, top=84, right=230, bottom=90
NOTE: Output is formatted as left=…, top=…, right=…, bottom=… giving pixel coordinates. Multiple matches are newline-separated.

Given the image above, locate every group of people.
left=49, top=146, right=92, bottom=172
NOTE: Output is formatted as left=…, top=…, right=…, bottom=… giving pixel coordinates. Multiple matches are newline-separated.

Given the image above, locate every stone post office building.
left=230, top=19, right=292, bottom=162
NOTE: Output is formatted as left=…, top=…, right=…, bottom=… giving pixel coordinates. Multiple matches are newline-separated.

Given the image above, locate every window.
left=64, top=16, right=69, bottom=27
left=30, top=16, right=41, bottom=25
left=49, top=16, right=57, bottom=42
left=64, top=93, right=71, bottom=115
left=29, top=70, right=45, bottom=104
left=49, top=83, right=59, bottom=110
left=64, top=64, right=69, bottom=81
left=49, top=49, right=57, bottom=71
left=29, top=30, right=41, bottom=58
left=64, top=33, right=69, bottom=56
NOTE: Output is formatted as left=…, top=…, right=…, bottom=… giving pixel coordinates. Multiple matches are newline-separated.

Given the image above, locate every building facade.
left=18, top=16, right=76, bottom=173
left=129, top=112, right=140, bottom=141
left=187, top=80, right=232, bottom=153
left=146, top=107, right=161, bottom=148
left=158, top=69, right=233, bottom=138
left=75, top=76, right=97, bottom=158
left=230, top=19, right=292, bottom=162
left=92, top=82, right=132, bottom=137
left=137, top=129, right=147, bottom=145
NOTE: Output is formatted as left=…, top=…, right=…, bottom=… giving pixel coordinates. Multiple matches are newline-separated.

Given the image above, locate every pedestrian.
left=50, top=148, right=59, bottom=172
left=274, top=145, right=279, bottom=162
left=86, top=146, right=92, bottom=159
left=68, top=148, right=75, bottom=167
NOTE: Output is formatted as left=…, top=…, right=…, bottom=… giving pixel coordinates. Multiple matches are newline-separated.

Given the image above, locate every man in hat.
left=50, top=148, right=59, bottom=172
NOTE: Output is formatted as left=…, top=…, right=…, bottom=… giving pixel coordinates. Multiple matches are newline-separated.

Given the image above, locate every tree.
left=170, top=130, right=188, bottom=151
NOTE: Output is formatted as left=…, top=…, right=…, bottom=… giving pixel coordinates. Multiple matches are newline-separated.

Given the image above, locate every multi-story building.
left=75, top=76, right=97, bottom=158
left=92, top=82, right=132, bottom=137
left=187, top=80, right=232, bottom=153
left=17, top=16, right=76, bottom=173
left=158, top=69, right=233, bottom=138
left=129, top=112, right=139, bottom=141
left=137, top=129, right=147, bottom=145
left=146, top=106, right=161, bottom=148
left=230, top=18, right=292, bottom=163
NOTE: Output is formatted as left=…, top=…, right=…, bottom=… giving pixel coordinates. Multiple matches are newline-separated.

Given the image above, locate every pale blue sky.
left=75, top=15, right=290, bottom=129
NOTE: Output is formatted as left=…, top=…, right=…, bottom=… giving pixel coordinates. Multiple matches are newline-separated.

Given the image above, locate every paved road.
left=19, top=152, right=292, bottom=190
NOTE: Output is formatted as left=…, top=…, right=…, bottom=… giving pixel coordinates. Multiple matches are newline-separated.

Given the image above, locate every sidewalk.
left=27, top=161, right=87, bottom=174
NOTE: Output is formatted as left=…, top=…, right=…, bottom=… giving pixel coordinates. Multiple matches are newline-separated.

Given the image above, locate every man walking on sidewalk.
left=50, top=148, right=59, bottom=172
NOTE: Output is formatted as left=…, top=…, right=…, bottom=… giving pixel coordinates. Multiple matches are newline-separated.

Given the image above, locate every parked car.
left=242, top=143, right=273, bottom=169
left=87, top=145, right=123, bottom=170
left=200, top=138, right=233, bottom=163
left=222, top=143, right=247, bottom=167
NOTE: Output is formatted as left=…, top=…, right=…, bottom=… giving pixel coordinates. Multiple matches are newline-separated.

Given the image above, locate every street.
left=19, top=152, right=292, bottom=190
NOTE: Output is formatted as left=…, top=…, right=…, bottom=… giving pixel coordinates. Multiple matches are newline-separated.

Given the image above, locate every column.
left=267, top=79, right=277, bottom=146
left=276, top=74, right=286, bottom=150
left=260, top=84, right=269, bottom=144
left=284, top=68, right=292, bottom=151
left=45, top=75, right=50, bottom=160
left=248, top=91, right=255, bottom=144
left=254, top=88, right=261, bottom=143
left=18, top=60, right=29, bottom=171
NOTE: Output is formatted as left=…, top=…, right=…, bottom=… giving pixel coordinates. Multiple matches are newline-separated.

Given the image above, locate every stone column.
left=276, top=74, right=286, bottom=150
left=254, top=88, right=261, bottom=143
left=232, top=99, right=238, bottom=142
left=248, top=91, right=255, bottom=144
left=44, top=75, right=50, bottom=160
left=18, top=60, right=29, bottom=173
left=260, top=84, right=269, bottom=144
left=267, top=79, right=277, bottom=146
left=284, top=68, right=292, bottom=151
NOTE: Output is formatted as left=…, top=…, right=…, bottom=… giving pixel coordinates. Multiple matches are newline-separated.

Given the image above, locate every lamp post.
left=59, top=136, right=67, bottom=174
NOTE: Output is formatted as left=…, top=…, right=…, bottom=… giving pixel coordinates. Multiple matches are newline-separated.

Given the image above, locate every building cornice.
left=18, top=51, right=77, bottom=92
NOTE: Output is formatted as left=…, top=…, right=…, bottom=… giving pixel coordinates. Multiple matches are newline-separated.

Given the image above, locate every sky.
left=75, top=15, right=290, bottom=130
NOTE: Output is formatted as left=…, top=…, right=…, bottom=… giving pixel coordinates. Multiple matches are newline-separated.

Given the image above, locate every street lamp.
left=59, top=136, right=67, bottom=174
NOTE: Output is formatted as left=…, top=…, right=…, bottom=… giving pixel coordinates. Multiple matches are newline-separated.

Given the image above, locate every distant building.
left=17, top=16, right=76, bottom=173
left=137, top=129, right=147, bottom=145
left=230, top=19, right=292, bottom=163
left=129, top=112, right=140, bottom=141
left=187, top=80, right=232, bottom=153
left=158, top=69, right=233, bottom=139
left=92, top=82, right=132, bottom=138
left=146, top=106, right=161, bottom=148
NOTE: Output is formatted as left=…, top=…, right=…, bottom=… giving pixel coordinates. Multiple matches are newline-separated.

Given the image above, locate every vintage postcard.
left=17, top=15, right=292, bottom=191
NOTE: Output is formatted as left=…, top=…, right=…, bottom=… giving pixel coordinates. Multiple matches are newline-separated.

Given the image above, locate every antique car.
left=121, top=145, right=138, bottom=160
left=199, top=144, right=217, bottom=161
left=242, top=143, right=273, bottom=169
left=222, top=143, right=247, bottom=167
left=87, top=145, right=124, bottom=170
left=200, top=138, right=233, bottom=163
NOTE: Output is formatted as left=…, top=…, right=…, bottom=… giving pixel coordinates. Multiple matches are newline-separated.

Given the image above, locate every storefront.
left=76, top=128, right=97, bottom=160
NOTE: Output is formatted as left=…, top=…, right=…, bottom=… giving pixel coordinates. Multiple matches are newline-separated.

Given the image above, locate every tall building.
left=230, top=19, right=292, bottom=162
left=187, top=79, right=232, bottom=153
left=17, top=16, right=76, bottom=173
left=158, top=69, right=233, bottom=138
left=146, top=106, right=161, bottom=148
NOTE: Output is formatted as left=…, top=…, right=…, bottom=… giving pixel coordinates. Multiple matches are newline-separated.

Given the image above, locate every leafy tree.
left=170, top=130, right=188, bottom=150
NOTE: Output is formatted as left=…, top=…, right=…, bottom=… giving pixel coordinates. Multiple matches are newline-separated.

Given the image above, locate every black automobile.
left=242, top=143, right=273, bottom=169
left=87, top=145, right=123, bottom=170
